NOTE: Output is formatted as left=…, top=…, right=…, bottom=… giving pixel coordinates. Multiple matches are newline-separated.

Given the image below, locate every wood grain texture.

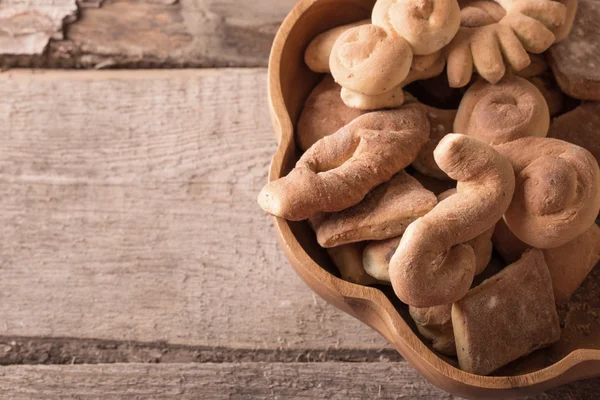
left=0, top=0, right=78, bottom=55
left=0, top=363, right=597, bottom=399
left=0, top=69, right=388, bottom=351
left=0, top=0, right=297, bottom=68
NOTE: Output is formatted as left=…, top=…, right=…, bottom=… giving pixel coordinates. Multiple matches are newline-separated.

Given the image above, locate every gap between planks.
left=0, top=336, right=401, bottom=365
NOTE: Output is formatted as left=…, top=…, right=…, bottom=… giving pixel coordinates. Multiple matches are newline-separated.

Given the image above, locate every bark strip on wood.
left=0, top=0, right=78, bottom=56
left=0, top=0, right=298, bottom=68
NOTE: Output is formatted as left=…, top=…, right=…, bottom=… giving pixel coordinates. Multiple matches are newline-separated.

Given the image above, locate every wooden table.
left=0, top=1, right=598, bottom=398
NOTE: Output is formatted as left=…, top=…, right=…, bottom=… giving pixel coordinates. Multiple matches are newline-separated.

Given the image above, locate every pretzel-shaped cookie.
left=258, top=104, right=430, bottom=221
left=446, top=0, right=567, bottom=87
left=454, top=75, right=550, bottom=145
left=495, top=137, right=600, bottom=248
left=389, top=134, right=515, bottom=307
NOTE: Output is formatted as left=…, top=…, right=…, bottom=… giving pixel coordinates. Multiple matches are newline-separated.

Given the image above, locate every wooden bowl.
left=266, top=0, right=600, bottom=398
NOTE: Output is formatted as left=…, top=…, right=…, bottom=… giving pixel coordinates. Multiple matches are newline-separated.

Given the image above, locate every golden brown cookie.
left=454, top=75, right=550, bottom=145
left=340, top=51, right=446, bottom=110
left=495, top=137, right=600, bottom=248
left=436, top=189, right=494, bottom=276
left=372, top=0, right=461, bottom=55
left=548, top=0, right=600, bottom=100
left=258, top=105, right=430, bottom=221
left=312, top=171, right=437, bottom=248
left=330, top=24, right=413, bottom=95
left=296, top=76, right=366, bottom=151
left=453, top=249, right=561, bottom=376
left=326, top=243, right=377, bottom=285
left=390, top=134, right=515, bottom=307
left=446, top=0, right=566, bottom=87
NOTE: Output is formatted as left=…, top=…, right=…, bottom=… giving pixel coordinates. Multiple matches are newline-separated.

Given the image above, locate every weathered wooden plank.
left=0, top=69, right=389, bottom=351
left=0, top=363, right=597, bottom=399
left=0, top=0, right=298, bottom=68
left=0, top=0, right=78, bottom=55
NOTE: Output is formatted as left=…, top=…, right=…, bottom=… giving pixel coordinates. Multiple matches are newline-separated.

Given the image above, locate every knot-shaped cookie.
left=330, top=24, right=414, bottom=96
left=454, top=75, right=550, bottom=145
left=372, top=0, right=462, bottom=55
left=329, top=0, right=460, bottom=104
left=258, top=104, right=430, bottom=221
left=495, top=137, right=600, bottom=248
left=340, top=51, right=446, bottom=110
left=389, top=134, right=515, bottom=307
left=446, top=0, right=567, bottom=87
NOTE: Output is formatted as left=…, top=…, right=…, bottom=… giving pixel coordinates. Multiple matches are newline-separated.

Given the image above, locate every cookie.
left=453, top=249, right=561, bottom=375
left=312, top=171, right=437, bottom=248
left=548, top=0, right=600, bottom=100
left=296, top=76, right=365, bottom=151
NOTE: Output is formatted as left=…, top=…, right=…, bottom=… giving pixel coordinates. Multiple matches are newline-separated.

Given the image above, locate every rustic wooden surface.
left=0, top=0, right=298, bottom=68
left=0, top=68, right=597, bottom=399
left=1, top=363, right=600, bottom=400
left=0, top=69, right=388, bottom=352
left=0, top=0, right=598, bottom=398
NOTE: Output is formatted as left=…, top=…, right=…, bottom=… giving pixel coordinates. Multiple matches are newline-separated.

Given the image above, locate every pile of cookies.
left=259, top=0, right=600, bottom=376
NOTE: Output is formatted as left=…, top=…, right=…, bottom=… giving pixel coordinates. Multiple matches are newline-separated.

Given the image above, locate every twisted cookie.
left=258, top=104, right=429, bottom=221
left=496, top=137, right=600, bottom=248
left=454, top=75, right=550, bottom=145
left=446, top=0, right=566, bottom=87
left=389, top=134, right=515, bottom=307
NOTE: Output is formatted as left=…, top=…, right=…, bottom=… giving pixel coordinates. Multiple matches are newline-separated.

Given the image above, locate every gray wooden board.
left=0, top=69, right=389, bottom=350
